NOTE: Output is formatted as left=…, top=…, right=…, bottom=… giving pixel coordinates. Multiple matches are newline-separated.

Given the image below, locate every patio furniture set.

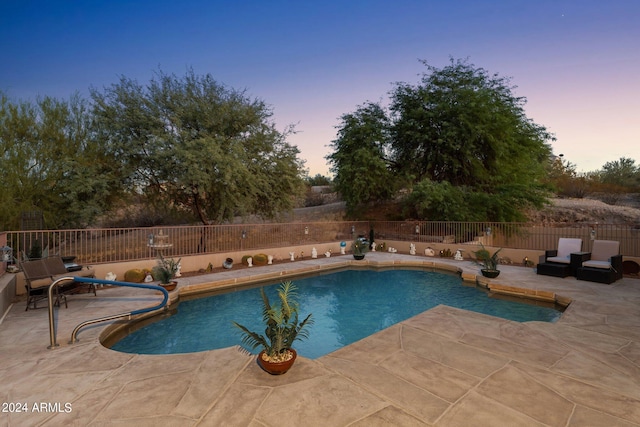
left=537, top=238, right=623, bottom=284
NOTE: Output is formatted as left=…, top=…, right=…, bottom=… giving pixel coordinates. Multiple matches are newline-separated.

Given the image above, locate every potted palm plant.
left=233, top=281, right=313, bottom=375
left=472, top=244, right=502, bottom=278
left=352, top=237, right=369, bottom=260
left=152, top=254, right=181, bottom=291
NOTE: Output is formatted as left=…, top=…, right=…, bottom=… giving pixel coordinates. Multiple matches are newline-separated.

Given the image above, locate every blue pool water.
left=110, top=268, right=562, bottom=359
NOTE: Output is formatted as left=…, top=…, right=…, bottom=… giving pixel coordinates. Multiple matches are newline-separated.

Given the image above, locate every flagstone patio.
left=1, top=253, right=639, bottom=426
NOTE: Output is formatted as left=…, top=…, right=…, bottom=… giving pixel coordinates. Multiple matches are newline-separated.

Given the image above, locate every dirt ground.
left=527, top=196, right=640, bottom=224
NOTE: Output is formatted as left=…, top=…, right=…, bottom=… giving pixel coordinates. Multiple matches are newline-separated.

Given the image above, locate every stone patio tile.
left=255, top=374, right=389, bottom=426
left=6, top=370, right=110, bottom=408
left=408, top=305, right=514, bottom=340
left=380, top=350, right=479, bottom=403
left=1, top=254, right=639, bottom=426
left=532, top=322, right=632, bottom=354
left=459, top=331, right=568, bottom=367
left=401, top=305, right=468, bottom=340
left=44, top=383, right=122, bottom=426
left=198, top=381, right=270, bottom=426
left=435, top=391, right=547, bottom=427
left=350, top=405, right=432, bottom=426
left=511, top=361, right=640, bottom=425
left=620, top=341, right=640, bottom=366
left=93, top=373, right=193, bottom=421
left=48, top=342, right=135, bottom=374
left=322, top=355, right=450, bottom=423
left=99, top=351, right=206, bottom=386
left=551, top=350, right=640, bottom=399
left=568, top=405, right=640, bottom=427
left=400, top=325, right=510, bottom=378
left=476, top=365, right=574, bottom=426
left=325, top=324, right=402, bottom=364
left=174, top=347, right=253, bottom=419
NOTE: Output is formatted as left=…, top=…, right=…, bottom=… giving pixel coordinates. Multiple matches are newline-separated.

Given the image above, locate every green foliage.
left=327, top=102, right=398, bottom=212
left=405, top=179, right=548, bottom=222
left=545, top=155, right=594, bottom=198
left=151, top=255, right=181, bottom=284
left=404, top=180, right=469, bottom=221
left=351, top=238, right=369, bottom=255
left=233, top=281, right=313, bottom=359
left=305, top=174, right=332, bottom=186
left=327, top=59, right=554, bottom=221
left=599, top=157, right=640, bottom=190
left=90, top=69, right=305, bottom=225
left=253, top=253, right=268, bottom=266
left=472, top=244, right=502, bottom=271
left=391, top=59, right=552, bottom=188
left=124, top=269, right=147, bottom=283
left=0, top=93, right=118, bottom=229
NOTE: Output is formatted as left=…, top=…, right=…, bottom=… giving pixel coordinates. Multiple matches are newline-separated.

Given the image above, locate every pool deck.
left=1, top=252, right=640, bottom=426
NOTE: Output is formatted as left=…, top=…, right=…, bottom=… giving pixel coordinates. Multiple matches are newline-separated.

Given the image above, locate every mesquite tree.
left=91, top=69, right=305, bottom=225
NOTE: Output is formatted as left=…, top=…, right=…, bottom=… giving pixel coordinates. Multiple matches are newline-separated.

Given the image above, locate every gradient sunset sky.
left=2, top=1, right=638, bottom=176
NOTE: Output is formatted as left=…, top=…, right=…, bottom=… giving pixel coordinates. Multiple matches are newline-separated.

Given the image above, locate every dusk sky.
left=2, top=1, right=638, bottom=176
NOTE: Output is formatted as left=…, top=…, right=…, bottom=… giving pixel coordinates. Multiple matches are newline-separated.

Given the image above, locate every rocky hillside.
left=289, top=196, right=640, bottom=225
left=528, top=197, right=640, bottom=224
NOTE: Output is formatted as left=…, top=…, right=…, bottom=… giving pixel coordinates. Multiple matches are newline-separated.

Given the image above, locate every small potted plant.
left=233, top=281, right=313, bottom=375
left=472, top=244, right=502, bottom=278
left=352, top=237, right=369, bottom=260
left=152, top=254, right=181, bottom=291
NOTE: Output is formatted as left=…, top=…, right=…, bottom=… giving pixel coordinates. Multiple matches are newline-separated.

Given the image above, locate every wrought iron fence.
left=3, top=221, right=639, bottom=265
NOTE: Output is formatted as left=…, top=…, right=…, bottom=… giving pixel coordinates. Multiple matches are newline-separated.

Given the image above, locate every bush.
left=253, top=253, right=268, bottom=266
left=124, top=269, right=146, bottom=283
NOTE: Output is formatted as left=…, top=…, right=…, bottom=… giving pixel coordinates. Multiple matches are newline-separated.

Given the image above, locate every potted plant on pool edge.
left=152, top=254, right=181, bottom=291
left=472, top=243, right=502, bottom=278
left=233, top=281, right=313, bottom=375
left=352, top=237, right=368, bottom=260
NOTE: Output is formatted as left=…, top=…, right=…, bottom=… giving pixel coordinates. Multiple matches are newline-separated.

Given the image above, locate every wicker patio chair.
left=536, top=238, right=583, bottom=278
left=576, top=240, right=623, bottom=284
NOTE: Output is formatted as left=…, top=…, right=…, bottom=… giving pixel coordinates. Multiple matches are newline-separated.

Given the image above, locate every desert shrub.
left=241, top=255, right=252, bottom=265
left=253, top=253, right=268, bottom=266
left=124, top=269, right=146, bottom=283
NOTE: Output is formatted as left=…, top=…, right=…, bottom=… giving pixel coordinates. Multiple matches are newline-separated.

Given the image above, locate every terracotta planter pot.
left=257, top=349, right=297, bottom=375
left=160, top=282, right=177, bottom=291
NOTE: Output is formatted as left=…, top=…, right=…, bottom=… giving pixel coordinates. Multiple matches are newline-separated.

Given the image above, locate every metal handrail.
left=47, top=277, right=169, bottom=349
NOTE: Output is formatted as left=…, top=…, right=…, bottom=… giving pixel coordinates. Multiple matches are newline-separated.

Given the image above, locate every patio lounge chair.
left=536, top=238, right=583, bottom=278
left=21, top=256, right=96, bottom=310
left=576, top=240, right=623, bottom=284
left=41, top=256, right=97, bottom=296
left=21, top=258, right=67, bottom=311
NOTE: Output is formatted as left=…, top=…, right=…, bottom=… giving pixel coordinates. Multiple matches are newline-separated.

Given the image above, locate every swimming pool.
left=109, top=268, right=562, bottom=359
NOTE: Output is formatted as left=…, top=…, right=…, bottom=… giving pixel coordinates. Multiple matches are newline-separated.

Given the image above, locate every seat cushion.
left=52, top=267, right=95, bottom=280
left=546, top=256, right=570, bottom=264
left=557, top=238, right=582, bottom=258
left=590, top=240, right=620, bottom=262
left=29, top=278, right=53, bottom=289
left=582, top=260, right=612, bottom=269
